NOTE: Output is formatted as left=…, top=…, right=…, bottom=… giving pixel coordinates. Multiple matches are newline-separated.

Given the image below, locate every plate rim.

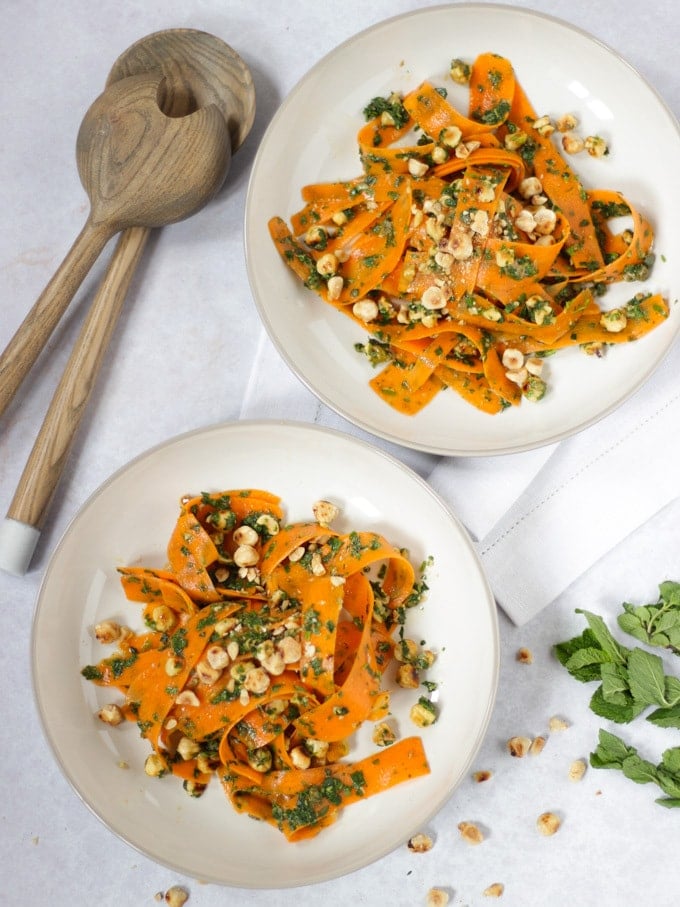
left=30, top=418, right=500, bottom=888
left=244, top=2, right=680, bottom=458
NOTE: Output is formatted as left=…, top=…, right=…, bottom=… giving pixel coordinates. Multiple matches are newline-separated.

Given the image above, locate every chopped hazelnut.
left=164, top=887, right=189, bottom=907
left=549, top=716, right=570, bottom=732
left=473, top=770, right=492, bottom=783
left=516, top=647, right=533, bottom=664
left=408, top=832, right=434, bottom=853
left=506, top=735, right=531, bottom=757
left=97, top=703, right=124, bottom=726
left=536, top=811, right=561, bottom=836
left=530, top=736, right=546, bottom=756
left=483, top=883, right=505, bottom=898
left=569, top=758, right=587, bottom=782
left=457, top=821, right=484, bottom=845
left=426, top=889, right=450, bottom=907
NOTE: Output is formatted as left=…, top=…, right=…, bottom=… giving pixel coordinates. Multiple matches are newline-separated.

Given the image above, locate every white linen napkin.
left=240, top=328, right=680, bottom=625
left=477, top=336, right=680, bottom=624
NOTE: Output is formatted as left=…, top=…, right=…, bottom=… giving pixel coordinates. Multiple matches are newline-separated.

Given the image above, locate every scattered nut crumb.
left=408, top=832, right=434, bottom=853
left=32, top=836, right=39, bottom=846
left=516, top=647, right=533, bottom=664
left=555, top=113, right=578, bottom=133
left=312, top=499, right=339, bottom=527
left=569, top=758, right=587, bottom=782
left=562, top=132, right=585, bottom=154
left=549, top=716, right=570, bottom=732
left=536, top=812, right=561, bottom=836
left=506, top=735, right=531, bottom=757
left=529, top=736, right=546, bottom=756
left=483, top=882, right=505, bottom=898
left=457, top=821, right=484, bottom=845
left=164, top=886, right=189, bottom=907
left=426, top=888, right=450, bottom=907
left=584, top=135, right=608, bottom=157
left=97, top=703, right=124, bottom=726
left=473, top=770, right=492, bottom=783
left=372, top=720, right=397, bottom=748
left=117, top=760, right=129, bottom=770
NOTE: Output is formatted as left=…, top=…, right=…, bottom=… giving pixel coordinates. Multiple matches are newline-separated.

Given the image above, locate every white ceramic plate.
left=32, top=421, right=498, bottom=888
left=245, top=4, right=680, bottom=456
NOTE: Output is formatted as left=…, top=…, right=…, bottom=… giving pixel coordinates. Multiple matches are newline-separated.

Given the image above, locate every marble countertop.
left=2, top=2, right=679, bottom=905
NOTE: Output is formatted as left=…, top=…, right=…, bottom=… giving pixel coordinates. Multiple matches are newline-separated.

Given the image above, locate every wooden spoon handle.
left=0, top=226, right=149, bottom=575
left=0, top=218, right=113, bottom=419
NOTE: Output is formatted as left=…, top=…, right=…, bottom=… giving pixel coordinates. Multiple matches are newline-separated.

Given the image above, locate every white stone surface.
left=1, top=2, right=679, bottom=905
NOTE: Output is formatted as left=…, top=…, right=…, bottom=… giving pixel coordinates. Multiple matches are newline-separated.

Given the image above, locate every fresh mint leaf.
left=600, top=662, right=631, bottom=705
left=590, top=728, right=636, bottom=768
left=617, top=610, right=653, bottom=645
left=664, top=675, right=680, bottom=705
left=659, top=581, right=680, bottom=604
left=618, top=582, right=680, bottom=655
left=589, top=686, right=646, bottom=724
left=621, top=754, right=660, bottom=785
left=560, top=591, right=680, bottom=810
left=554, top=628, right=605, bottom=682
left=655, top=797, right=680, bottom=808
left=655, top=767, right=680, bottom=799
left=653, top=610, right=680, bottom=634
left=575, top=609, right=628, bottom=664
left=627, top=648, right=669, bottom=707
left=647, top=704, right=680, bottom=729
left=661, top=746, right=680, bottom=776
left=554, top=627, right=599, bottom=661
left=565, top=647, right=612, bottom=673
left=591, top=731, right=680, bottom=808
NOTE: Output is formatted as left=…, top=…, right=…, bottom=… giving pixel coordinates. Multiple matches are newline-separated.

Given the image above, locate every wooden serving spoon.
left=0, top=30, right=255, bottom=575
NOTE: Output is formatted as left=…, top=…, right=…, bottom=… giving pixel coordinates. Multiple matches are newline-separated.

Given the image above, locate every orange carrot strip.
left=432, top=146, right=525, bottom=190
left=483, top=346, right=522, bottom=406
left=369, top=362, right=444, bottom=415
left=468, top=52, right=516, bottom=126
left=403, top=80, right=498, bottom=140
left=292, top=573, right=380, bottom=741
left=436, top=368, right=507, bottom=414
left=118, top=567, right=198, bottom=615
left=547, top=293, right=668, bottom=349
left=89, top=603, right=242, bottom=742
left=230, top=736, right=430, bottom=841
left=508, top=79, right=604, bottom=272
left=167, top=511, right=221, bottom=604
left=269, top=562, right=345, bottom=698
left=334, top=185, right=412, bottom=304
left=260, top=522, right=331, bottom=576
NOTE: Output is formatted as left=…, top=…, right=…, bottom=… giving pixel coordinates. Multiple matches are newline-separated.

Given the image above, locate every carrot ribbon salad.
left=82, top=490, right=436, bottom=841
left=268, top=53, right=668, bottom=415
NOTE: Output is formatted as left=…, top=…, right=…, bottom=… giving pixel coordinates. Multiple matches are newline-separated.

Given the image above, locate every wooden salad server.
left=0, top=30, right=255, bottom=575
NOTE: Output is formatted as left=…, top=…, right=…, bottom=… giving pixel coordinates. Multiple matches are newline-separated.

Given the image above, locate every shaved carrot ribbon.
left=269, top=52, right=668, bottom=416
left=81, top=490, right=432, bottom=841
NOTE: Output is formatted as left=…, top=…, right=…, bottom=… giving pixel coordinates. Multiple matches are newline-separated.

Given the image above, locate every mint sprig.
left=555, top=595, right=680, bottom=809
left=590, top=729, right=680, bottom=809
left=554, top=609, right=680, bottom=727
left=617, top=581, right=680, bottom=655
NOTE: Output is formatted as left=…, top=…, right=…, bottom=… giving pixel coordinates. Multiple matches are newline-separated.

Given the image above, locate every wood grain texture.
left=0, top=220, right=111, bottom=418
left=7, top=226, right=148, bottom=528
left=0, top=51, right=237, bottom=419
left=106, top=28, right=256, bottom=151
left=75, top=72, right=231, bottom=230
left=1, top=28, right=256, bottom=552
